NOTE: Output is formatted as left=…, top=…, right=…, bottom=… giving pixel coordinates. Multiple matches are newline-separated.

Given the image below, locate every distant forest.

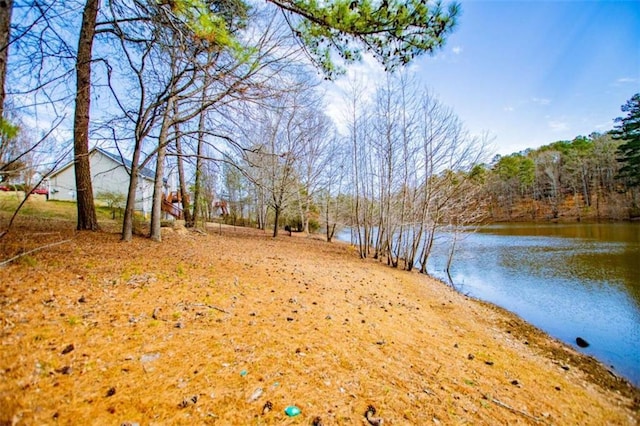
left=476, top=131, right=638, bottom=222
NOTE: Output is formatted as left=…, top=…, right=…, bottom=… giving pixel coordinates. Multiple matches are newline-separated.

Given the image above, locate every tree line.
left=479, top=94, right=640, bottom=222
left=218, top=88, right=639, bottom=275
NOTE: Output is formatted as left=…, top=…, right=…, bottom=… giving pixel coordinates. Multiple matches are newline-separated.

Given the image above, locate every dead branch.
left=482, top=393, right=542, bottom=423
left=190, top=302, right=230, bottom=314
left=0, top=239, right=73, bottom=268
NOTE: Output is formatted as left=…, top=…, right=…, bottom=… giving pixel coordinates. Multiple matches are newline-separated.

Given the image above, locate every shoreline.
left=0, top=220, right=638, bottom=424
left=332, top=221, right=640, bottom=389
left=352, top=243, right=640, bottom=401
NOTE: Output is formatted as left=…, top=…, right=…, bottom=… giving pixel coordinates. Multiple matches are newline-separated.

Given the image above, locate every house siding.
left=48, top=150, right=155, bottom=216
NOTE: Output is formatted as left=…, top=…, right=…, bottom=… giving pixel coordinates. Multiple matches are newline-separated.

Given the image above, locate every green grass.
left=67, top=315, right=81, bottom=326
left=0, top=193, right=122, bottom=222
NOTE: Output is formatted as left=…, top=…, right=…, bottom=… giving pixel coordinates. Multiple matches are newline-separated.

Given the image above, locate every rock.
left=140, top=352, right=160, bottom=363
left=56, top=366, right=72, bottom=375
left=312, top=416, right=324, bottom=425
left=365, top=404, right=383, bottom=425
left=467, top=354, right=474, bottom=360
left=106, top=387, right=116, bottom=397
left=247, top=388, right=263, bottom=402
left=178, top=395, right=198, bottom=408
left=576, top=337, right=589, bottom=348
left=262, top=401, right=273, bottom=414
left=61, top=344, right=74, bottom=355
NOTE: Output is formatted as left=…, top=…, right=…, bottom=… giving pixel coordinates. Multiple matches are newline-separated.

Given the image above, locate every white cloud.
left=548, top=120, right=568, bottom=132
left=616, top=77, right=636, bottom=84
left=532, top=97, right=551, bottom=106
left=452, top=46, right=463, bottom=55
left=503, top=106, right=514, bottom=112
left=594, top=120, right=614, bottom=131
left=322, top=54, right=385, bottom=135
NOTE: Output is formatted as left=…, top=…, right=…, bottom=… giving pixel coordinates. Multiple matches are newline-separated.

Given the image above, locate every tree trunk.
left=122, top=142, right=143, bottom=241
left=174, top=107, right=192, bottom=226
left=272, top=205, right=280, bottom=237
left=256, top=191, right=266, bottom=230
left=73, top=0, right=99, bottom=231
left=0, top=0, right=13, bottom=122
left=149, top=97, right=174, bottom=241
left=149, top=142, right=166, bottom=241
left=191, top=93, right=206, bottom=227
left=303, top=192, right=311, bottom=234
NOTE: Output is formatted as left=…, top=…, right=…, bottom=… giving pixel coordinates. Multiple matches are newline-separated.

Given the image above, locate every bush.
left=96, top=191, right=126, bottom=219
left=308, top=218, right=321, bottom=233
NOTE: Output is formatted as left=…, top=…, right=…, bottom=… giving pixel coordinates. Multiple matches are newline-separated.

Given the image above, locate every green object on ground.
left=284, top=405, right=301, bottom=416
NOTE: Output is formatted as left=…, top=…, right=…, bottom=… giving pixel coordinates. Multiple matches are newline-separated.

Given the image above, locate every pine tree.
left=614, top=93, right=640, bottom=187
left=270, top=0, right=460, bottom=78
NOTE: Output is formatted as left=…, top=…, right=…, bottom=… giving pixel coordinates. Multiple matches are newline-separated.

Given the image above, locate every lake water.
left=339, top=223, right=640, bottom=386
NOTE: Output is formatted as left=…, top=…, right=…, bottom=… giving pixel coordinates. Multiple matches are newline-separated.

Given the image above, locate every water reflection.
left=427, top=223, right=640, bottom=386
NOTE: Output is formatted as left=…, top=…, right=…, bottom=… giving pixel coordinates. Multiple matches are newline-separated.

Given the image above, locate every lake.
left=340, top=223, right=640, bottom=386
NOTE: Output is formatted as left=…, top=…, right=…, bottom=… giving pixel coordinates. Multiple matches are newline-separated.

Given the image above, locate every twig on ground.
left=190, top=303, right=230, bottom=314
left=0, top=239, right=73, bottom=268
left=482, top=393, right=542, bottom=422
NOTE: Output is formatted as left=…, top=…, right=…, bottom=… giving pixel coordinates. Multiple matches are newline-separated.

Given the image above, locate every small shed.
left=47, top=148, right=156, bottom=216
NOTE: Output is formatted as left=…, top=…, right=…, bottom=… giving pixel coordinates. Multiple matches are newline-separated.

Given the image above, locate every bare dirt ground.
left=1, top=209, right=639, bottom=424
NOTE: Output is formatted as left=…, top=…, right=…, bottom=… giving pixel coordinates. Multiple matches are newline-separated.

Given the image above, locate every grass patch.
left=18, top=255, right=37, bottom=267
left=67, top=315, right=81, bottom=326
left=0, top=193, right=122, bottom=224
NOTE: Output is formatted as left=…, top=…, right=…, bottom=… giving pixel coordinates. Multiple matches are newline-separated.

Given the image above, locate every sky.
left=327, top=0, right=640, bottom=157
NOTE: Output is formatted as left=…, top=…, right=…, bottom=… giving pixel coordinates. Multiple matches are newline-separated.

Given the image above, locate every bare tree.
left=293, top=95, right=333, bottom=233
left=260, top=95, right=302, bottom=237
left=317, top=136, right=349, bottom=242
left=341, top=76, right=372, bottom=258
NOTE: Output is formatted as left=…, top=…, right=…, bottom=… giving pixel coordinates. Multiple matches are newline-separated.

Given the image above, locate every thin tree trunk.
left=0, top=0, right=13, bottom=122
left=121, top=142, right=142, bottom=241
left=174, top=104, right=192, bottom=226
left=73, top=0, right=100, bottom=231
left=149, top=96, right=174, bottom=241
left=273, top=205, right=280, bottom=237
left=191, top=101, right=206, bottom=227
left=150, top=143, right=167, bottom=240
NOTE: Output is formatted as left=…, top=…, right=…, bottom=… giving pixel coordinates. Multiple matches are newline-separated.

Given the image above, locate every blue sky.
left=412, top=0, right=640, bottom=155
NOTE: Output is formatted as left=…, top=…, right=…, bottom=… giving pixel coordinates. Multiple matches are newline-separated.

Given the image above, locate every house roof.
left=96, top=148, right=157, bottom=181
left=49, top=148, right=157, bottom=182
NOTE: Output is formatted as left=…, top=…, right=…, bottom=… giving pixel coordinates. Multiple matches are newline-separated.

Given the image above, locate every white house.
left=47, top=148, right=157, bottom=216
